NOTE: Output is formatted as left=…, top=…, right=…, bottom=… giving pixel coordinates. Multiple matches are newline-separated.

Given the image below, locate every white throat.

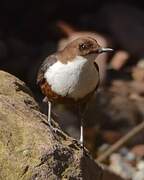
left=44, top=56, right=99, bottom=100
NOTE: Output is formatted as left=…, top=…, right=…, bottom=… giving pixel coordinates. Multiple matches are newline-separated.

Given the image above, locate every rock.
left=0, top=70, right=124, bottom=180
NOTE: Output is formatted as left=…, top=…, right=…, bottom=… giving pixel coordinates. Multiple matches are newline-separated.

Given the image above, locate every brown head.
left=59, top=37, right=113, bottom=63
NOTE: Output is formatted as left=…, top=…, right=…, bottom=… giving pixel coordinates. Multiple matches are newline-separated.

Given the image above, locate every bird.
left=37, top=36, right=113, bottom=148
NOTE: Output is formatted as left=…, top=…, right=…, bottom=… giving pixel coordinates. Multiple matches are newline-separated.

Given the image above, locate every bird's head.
left=61, top=37, right=113, bottom=62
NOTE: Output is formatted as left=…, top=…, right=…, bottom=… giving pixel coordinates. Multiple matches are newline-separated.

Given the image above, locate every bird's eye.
left=79, top=43, right=88, bottom=51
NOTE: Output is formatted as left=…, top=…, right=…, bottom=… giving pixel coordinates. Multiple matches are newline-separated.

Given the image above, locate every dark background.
left=0, top=0, right=143, bottom=87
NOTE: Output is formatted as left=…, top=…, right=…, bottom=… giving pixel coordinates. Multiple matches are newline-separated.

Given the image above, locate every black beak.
left=97, top=47, right=114, bottom=54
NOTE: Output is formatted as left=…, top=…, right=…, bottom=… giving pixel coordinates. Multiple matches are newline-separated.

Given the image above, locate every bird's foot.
left=79, top=141, right=84, bottom=155
left=48, top=122, right=59, bottom=133
left=80, top=142, right=84, bottom=149
left=48, top=122, right=60, bottom=141
left=72, top=139, right=84, bottom=150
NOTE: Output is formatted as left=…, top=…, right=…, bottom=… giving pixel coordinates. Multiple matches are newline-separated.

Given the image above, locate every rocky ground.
left=0, top=70, right=125, bottom=180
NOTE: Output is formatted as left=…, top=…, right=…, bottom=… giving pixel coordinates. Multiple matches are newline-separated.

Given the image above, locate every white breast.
left=44, top=56, right=99, bottom=100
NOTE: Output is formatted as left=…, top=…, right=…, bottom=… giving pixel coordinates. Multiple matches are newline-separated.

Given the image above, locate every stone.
left=0, top=70, right=124, bottom=180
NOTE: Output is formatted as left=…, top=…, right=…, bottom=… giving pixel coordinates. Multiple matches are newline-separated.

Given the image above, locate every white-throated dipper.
left=37, top=37, right=113, bottom=147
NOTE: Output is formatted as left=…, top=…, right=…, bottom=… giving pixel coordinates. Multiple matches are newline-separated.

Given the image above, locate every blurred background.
left=1, top=1, right=144, bottom=178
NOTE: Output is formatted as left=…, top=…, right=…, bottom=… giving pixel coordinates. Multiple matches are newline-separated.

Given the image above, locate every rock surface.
left=0, top=70, right=124, bottom=180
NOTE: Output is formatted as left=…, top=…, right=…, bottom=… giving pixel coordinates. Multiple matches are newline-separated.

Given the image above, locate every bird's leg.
left=47, top=101, right=60, bottom=136
left=43, top=97, right=53, bottom=126
left=48, top=101, right=52, bottom=127
left=80, top=116, right=84, bottom=148
left=78, top=105, right=84, bottom=149
left=43, top=97, right=58, bottom=124
left=78, top=102, right=90, bottom=149
left=46, top=101, right=61, bottom=142
left=43, top=97, right=52, bottom=126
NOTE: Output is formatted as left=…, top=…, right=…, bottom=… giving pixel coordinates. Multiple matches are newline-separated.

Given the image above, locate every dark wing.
left=37, top=54, right=57, bottom=85
left=94, top=61, right=100, bottom=91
